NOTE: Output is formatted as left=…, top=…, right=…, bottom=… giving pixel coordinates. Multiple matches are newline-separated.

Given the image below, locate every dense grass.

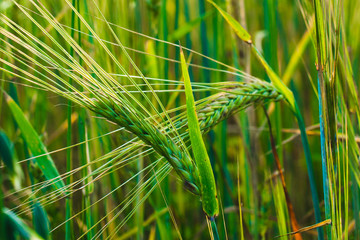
left=0, top=0, right=359, bottom=239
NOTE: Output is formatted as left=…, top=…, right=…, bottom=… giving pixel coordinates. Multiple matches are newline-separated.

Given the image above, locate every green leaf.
left=180, top=50, right=218, bottom=218
left=4, top=92, right=65, bottom=192
left=32, top=201, right=50, bottom=240
left=169, top=10, right=213, bottom=42
left=3, top=208, right=43, bottom=240
left=207, top=0, right=251, bottom=44
left=313, top=0, right=326, bottom=67
left=0, top=130, right=22, bottom=190
left=251, top=47, right=296, bottom=110
left=282, top=26, right=313, bottom=85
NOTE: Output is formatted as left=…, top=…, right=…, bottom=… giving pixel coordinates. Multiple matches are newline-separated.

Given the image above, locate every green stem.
left=210, top=218, right=220, bottom=240
left=136, top=153, right=144, bottom=240
left=65, top=0, right=77, bottom=239
left=295, top=104, right=324, bottom=240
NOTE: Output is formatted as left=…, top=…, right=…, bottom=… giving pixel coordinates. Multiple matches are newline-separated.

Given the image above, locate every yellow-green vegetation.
left=0, top=0, right=359, bottom=239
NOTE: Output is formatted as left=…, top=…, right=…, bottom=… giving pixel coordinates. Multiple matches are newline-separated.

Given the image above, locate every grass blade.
left=207, top=0, right=251, bottom=44
left=4, top=91, right=65, bottom=192
left=32, top=201, right=50, bottom=240
left=3, top=208, right=43, bottom=240
left=180, top=49, right=218, bottom=218
left=0, top=130, right=22, bottom=190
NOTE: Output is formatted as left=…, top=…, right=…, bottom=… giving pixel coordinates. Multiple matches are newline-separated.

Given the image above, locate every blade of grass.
left=181, top=49, right=218, bottom=218
left=270, top=174, right=288, bottom=238
left=0, top=130, right=22, bottom=190
left=207, top=0, right=251, bottom=44
left=312, top=0, right=334, bottom=238
left=136, top=150, right=144, bottom=240
left=3, top=91, right=65, bottom=192
left=32, top=201, right=50, bottom=240
left=3, top=208, right=43, bottom=240
left=282, top=23, right=313, bottom=85
left=77, top=1, right=94, bottom=236
left=237, top=156, right=245, bottom=240
left=169, top=10, right=213, bottom=42
left=65, top=0, right=77, bottom=239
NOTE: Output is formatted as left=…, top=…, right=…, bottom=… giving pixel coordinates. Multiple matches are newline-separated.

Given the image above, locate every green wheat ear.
left=91, top=96, right=202, bottom=195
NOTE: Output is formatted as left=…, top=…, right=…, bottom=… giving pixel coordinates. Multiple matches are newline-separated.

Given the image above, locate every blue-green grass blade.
left=32, top=201, right=50, bottom=240
left=0, top=130, right=22, bottom=190
left=3, top=208, right=43, bottom=240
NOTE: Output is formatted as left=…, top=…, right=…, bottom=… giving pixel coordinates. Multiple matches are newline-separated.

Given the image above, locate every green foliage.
left=0, top=0, right=359, bottom=239
left=2, top=208, right=43, bottom=240
left=0, top=130, right=22, bottom=189
left=4, top=92, right=65, bottom=192
left=32, top=202, right=50, bottom=240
